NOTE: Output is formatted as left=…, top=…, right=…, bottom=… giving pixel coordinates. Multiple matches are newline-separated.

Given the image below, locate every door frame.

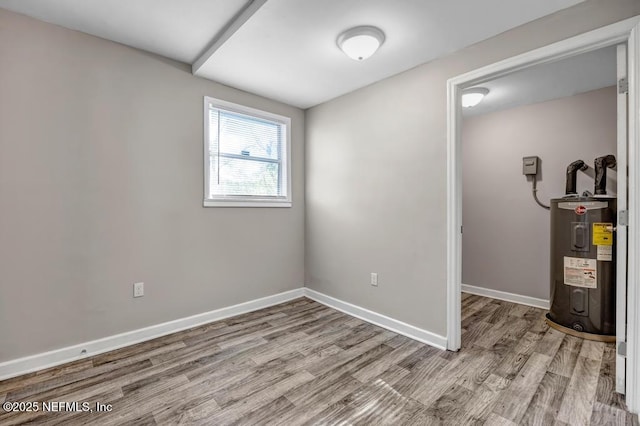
left=616, top=43, right=628, bottom=394
left=446, top=16, right=640, bottom=411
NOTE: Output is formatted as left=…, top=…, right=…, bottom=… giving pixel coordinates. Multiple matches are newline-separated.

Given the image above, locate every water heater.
left=547, top=155, right=617, bottom=340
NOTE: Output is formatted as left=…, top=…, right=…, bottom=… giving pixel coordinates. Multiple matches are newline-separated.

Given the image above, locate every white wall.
left=305, top=0, right=639, bottom=337
left=462, top=87, right=617, bottom=300
left=0, top=8, right=305, bottom=363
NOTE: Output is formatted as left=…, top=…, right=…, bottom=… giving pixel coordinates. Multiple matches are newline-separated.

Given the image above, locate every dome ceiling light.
left=337, top=26, right=385, bottom=61
left=462, top=87, right=490, bottom=108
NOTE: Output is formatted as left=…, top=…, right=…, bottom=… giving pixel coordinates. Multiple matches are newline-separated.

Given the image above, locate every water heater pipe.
left=594, top=155, right=616, bottom=195
left=565, top=160, right=589, bottom=195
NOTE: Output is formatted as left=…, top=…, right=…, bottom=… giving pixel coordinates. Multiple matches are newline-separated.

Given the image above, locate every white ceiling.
left=463, top=46, right=617, bottom=117
left=0, top=0, right=586, bottom=108
left=0, top=0, right=251, bottom=63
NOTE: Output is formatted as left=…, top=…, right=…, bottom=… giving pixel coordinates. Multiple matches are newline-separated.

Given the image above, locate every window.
left=204, top=97, right=291, bottom=207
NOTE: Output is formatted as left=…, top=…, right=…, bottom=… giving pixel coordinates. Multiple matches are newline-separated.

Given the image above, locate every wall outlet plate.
left=370, top=273, right=378, bottom=286
left=133, top=282, right=144, bottom=298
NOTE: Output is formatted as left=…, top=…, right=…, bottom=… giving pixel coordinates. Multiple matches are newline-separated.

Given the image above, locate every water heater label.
left=597, top=245, right=613, bottom=261
left=564, top=257, right=597, bottom=288
left=593, top=223, right=613, bottom=246
left=558, top=201, right=608, bottom=211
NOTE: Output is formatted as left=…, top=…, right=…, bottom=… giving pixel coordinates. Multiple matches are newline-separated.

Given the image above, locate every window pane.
left=205, top=97, right=290, bottom=206
left=211, top=156, right=280, bottom=197
left=218, top=110, right=280, bottom=160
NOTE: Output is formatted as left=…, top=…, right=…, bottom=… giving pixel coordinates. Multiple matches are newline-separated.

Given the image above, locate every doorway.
left=446, top=17, right=640, bottom=412
left=460, top=46, right=618, bottom=311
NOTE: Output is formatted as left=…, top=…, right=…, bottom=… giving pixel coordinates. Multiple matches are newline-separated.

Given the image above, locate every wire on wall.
left=532, top=177, right=550, bottom=210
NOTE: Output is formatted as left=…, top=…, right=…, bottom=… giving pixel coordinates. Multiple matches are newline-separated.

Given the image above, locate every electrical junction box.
left=523, top=156, right=540, bottom=176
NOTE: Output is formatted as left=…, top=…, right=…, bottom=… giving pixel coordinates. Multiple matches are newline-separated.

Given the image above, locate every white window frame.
left=203, top=97, right=292, bottom=208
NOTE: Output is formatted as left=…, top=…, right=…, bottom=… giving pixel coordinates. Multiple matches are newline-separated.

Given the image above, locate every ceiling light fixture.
left=462, top=87, right=490, bottom=108
left=337, top=26, right=385, bottom=61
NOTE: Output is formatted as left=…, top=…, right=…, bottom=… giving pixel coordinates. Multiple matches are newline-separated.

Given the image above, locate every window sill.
left=203, top=199, right=292, bottom=208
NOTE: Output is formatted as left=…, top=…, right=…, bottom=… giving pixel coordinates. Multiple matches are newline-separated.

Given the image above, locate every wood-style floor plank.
left=596, top=345, right=627, bottom=410
left=0, top=296, right=635, bottom=425
left=457, top=373, right=511, bottom=424
left=492, top=352, right=554, bottom=423
left=590, top=401, right=628, bottom=426
left=548, top=335, right=584, bottom=378
left=556, top=340, right=606, bottom=425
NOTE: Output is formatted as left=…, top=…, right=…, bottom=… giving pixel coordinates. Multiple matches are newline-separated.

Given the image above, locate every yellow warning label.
left=593, top=223, right=613, bottom=246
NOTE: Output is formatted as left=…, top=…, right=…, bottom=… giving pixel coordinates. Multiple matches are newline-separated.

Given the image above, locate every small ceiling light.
left=462, top=87, right=490, bottom=108
left=337, top=26, right=385, bottom=61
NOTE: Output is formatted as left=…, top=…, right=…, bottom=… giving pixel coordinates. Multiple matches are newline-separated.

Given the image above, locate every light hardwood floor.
left=0, top=295, right=636, bottom=425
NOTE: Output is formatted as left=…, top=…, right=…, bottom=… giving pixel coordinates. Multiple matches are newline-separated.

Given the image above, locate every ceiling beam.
left=192, top=0, right=268, bottom=75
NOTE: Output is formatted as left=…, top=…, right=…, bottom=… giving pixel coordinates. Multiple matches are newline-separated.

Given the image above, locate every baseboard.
left=0, top=288, right=305, bottom=381
left=0, top=286, right=450, bottom=381
left=461, top=284, right=550, bottom=310
left=303, top=288, right=447, bottom=350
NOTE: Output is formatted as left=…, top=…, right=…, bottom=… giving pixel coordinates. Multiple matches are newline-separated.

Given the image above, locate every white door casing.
left=626, top=21, right=640, bottom=412
left=616, top=43, right=628, bottom=395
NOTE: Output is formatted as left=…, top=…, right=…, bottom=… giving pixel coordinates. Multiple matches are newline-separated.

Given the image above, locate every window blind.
left=208, top=106, right=286, bottom=198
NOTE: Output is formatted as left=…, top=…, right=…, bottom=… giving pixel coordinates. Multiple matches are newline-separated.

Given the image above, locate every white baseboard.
left=0, top=288, right=305, bottom=381
left=461, top=284, right=550, bottom=310
left=0, top=286, right=450, bottom=381
left=303, top=288, right=447, bottom=350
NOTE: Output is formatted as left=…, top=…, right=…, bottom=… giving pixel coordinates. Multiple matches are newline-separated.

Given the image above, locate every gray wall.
left=462, top=87, right=617, bottom=300
left=305, top=0, right=639, bottom=337
left=0, top=9, right=304, bottom=362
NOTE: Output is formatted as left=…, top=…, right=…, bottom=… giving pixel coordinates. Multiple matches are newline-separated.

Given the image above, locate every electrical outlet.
left=370, top=273, right=378, bottom=287
left=133, top=282, right=144, bottom=298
